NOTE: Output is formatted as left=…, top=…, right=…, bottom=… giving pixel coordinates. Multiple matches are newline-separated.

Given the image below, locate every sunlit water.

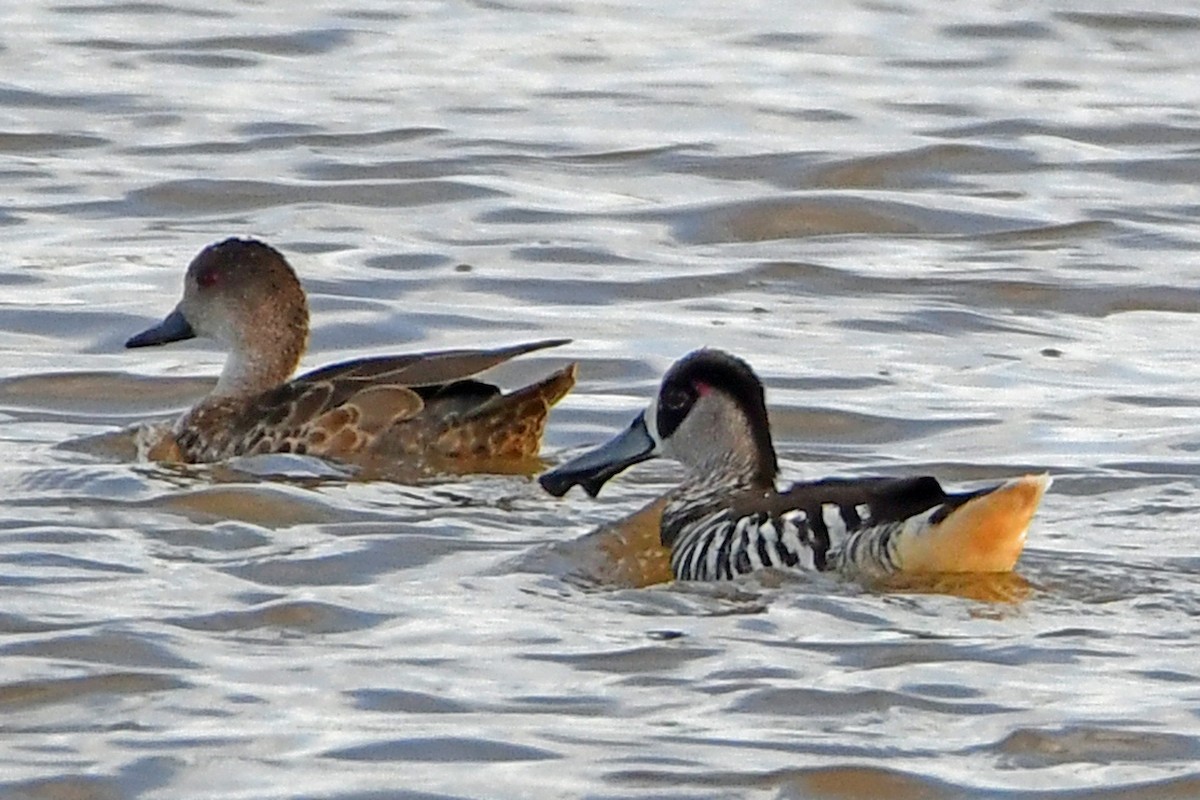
left=3, top=1, right=1200, bottom=797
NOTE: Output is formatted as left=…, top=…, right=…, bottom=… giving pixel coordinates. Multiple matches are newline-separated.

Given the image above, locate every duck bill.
left=539, top=412, right=657, bottom=498
left=125, top=307, right=196, bottom=348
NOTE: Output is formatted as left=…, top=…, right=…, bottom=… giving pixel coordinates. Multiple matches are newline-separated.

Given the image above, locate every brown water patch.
left=0, top=672, right=184, bottom=712
left=995, top=726, right=1200, bottom=768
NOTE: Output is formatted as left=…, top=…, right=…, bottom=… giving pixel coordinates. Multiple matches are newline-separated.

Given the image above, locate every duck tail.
left=447, top=363, right=578, bottom=460
left=892, top=473, right=1051, bottom=574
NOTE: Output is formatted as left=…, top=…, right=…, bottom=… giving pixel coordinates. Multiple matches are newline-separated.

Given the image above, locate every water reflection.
left=2, top=0, right=1200, bottom=797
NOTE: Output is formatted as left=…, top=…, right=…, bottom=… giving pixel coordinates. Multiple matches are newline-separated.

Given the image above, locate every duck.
left=539, top=348, right=1048, bottom=582
left=125, top=237, right=576, bottom=468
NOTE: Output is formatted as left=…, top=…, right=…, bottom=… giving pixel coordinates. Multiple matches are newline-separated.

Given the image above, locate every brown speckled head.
left=128, top=238, right=310, bottom=398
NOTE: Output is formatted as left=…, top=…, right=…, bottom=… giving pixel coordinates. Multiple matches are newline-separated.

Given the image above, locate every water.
left=2, top=1, right=1200, bottom=797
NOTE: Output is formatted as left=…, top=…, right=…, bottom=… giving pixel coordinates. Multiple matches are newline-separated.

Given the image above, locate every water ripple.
left=3, top=0, right=1200, bottom=796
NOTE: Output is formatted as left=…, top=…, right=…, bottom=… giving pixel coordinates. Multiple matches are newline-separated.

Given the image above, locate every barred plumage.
left=126, top=238, right=575, bottom=467
left=539, top=348, right=1049, bottom=583
left=667, top=497, right=908, bottom=581
left=670, top=507, right=815, bottom=580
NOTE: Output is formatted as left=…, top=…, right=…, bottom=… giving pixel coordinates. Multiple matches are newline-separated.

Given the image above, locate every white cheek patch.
left=644, top=393, right=664, bottom=451
left=822, top=503, right=848, bottom=539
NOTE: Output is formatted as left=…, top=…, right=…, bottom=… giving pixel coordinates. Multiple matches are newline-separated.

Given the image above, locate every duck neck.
left=665, top=389, right=779, bottom=493
left=211, top=335, right=303, bottom=398
left=663, top=454, right=772, bottom=546
left=689, top=450, right=766, bottom=492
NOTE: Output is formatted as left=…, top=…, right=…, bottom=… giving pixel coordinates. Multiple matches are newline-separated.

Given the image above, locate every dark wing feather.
left=414, top=379, right=501, bottom=417
left=211, top=340, right=570, bottom=458
left=293, top=339, right=570, bottom=387
left=733, top=476, right=958, bottom=523
left=715, top=476, right=966, bottom=573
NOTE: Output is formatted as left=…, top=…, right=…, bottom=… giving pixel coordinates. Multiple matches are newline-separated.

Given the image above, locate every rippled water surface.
left=4, top=1, right=1200, bottom=797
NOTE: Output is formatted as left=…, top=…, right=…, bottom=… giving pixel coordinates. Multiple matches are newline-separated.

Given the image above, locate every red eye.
left=196, top=268, right=219, bottom=288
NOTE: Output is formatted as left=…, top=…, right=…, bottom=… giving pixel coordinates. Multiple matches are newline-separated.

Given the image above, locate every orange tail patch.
left=895, top=474, right=1050, bottom=573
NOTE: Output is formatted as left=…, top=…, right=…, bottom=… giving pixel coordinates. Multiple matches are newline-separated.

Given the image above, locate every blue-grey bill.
left=538, top=412, right=656, bottom=498
left=125, top=307, right=197, bottom=348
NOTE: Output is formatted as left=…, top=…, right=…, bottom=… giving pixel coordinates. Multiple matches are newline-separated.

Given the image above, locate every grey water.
left=2, top=1, right=1200, bottom=797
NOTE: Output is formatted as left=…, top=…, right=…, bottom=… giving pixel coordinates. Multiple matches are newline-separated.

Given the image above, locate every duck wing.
left=293, top=339, right=570, bottom=387
left=218, top=340, right=571, bottom=460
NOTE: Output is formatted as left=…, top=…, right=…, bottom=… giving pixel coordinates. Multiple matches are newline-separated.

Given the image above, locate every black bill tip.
left=537, top=412, right=657, bottom=499
left=538, top=469, right=583, bottom=498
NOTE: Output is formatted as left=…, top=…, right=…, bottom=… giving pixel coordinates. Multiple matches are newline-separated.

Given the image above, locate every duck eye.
left=196, top=268, right=219, bottom=288
left=662, top=387, right=691, bottom=411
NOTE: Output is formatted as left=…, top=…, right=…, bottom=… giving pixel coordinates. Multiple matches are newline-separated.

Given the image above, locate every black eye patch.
left=656, top=383, right=697, bottom=438
left=661, top=387, right=691, bottom=411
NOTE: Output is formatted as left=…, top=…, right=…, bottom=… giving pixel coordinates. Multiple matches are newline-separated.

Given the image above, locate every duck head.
left=540, top=348, right=778, bottom=497
left=126, top=238, right=310, bottom=397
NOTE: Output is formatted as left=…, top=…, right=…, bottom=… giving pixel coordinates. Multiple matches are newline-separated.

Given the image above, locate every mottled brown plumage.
left=126, top=238, right=575, bottom=470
